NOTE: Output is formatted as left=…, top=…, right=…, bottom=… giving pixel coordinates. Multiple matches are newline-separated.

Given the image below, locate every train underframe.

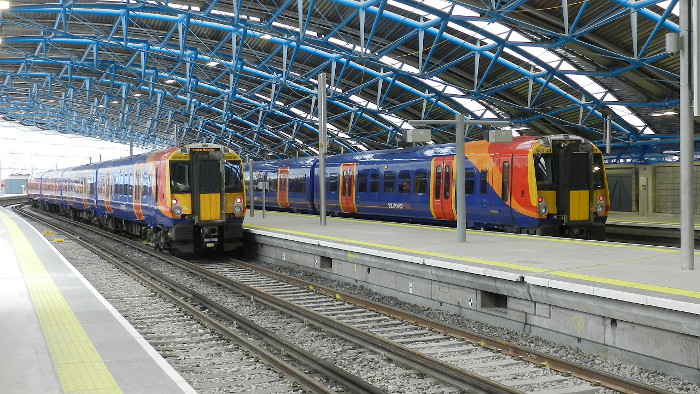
left=34, top=201, right=243, bottom=254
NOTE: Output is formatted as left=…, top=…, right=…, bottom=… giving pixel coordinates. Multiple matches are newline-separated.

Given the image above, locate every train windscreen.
left=224, top=161, right=244, bottom=192
left=534, top=153, right=554, bottom=190
left=592, top=154, right=605, bottom=189
left=170, top=162, right=191, bottom=193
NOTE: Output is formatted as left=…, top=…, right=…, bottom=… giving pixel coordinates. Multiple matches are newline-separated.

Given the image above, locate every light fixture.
left=259, top=34, right=272, bottom=40
left=98, top=104, right=104, bottom=108
left=111, top=100, right=119, bottom=104
left=164, top=79, right=176, bottom=84
left=206, top=61, right=219, bottom=67
left=651, top=110, right=677, bottom=117
left=133, top=93, right=142, bottom=97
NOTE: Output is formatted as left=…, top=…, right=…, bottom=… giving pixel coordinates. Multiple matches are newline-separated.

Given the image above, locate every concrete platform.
left=243, top=210, right=700, bottom=383
left=0, top=206, right=195, bottom=394
left=607, top=211, right=700, bottom=242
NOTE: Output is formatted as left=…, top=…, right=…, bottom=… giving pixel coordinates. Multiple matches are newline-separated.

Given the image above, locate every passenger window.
left=357, top=173, right=367, bottom=193
left=399, top=171, right=411, bottom=193
left=414, top=170, right=428, bottom=194
left=329, top=173, right=338, bottom=193
left=465, top=170, right=475, bottom=194
left=369, top=173, right=380, bottom=193
left=383, top=171, right=395, bottom=193
left=501, top=162, right=510, bottom=201
left=480, top=169, right=488, bottom=194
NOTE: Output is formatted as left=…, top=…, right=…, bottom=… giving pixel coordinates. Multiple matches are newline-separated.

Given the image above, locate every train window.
left=343, top=170, right=352, bottom=197
left=225, top=161, right=244, bottom=192
left=465, top=170, right=475, bottom=195
left=369, top=172, right=380, bottom=193
left=291, top=176, right=306, bottom=193
left=435, top=166, right=442, bottom=200
left=357, top=173, right=367, bottom=193
left=128, top=175, right=133, bottom=195
left=268, top=174, right=278, bottom=192
left=383, top=171, right=395, bottom=193
left=399, top=171, right=411, bottom=193
left=568, top=152, right=590, bottom=191
left=444, top=165, right=451, bottom=199
left=170, top=161, right=191, bottom=193
left=329, top=173, right=338, bottom=193
left=592, top=154, right=605, bottom=189
left=414, top=170, right=428, bottom=194
left=480, top=169, right=488, bottom=194
left=534, top=154, right=554, bottom=190
left=501, top=162, right=510, bottom=202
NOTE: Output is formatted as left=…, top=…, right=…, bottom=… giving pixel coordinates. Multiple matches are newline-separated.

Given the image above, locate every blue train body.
left=249, top=135, right=609, bottom=238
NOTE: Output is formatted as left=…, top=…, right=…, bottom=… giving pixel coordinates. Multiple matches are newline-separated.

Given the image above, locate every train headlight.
left=537, top=195, right=548, bottom=216
left=172, top=204, right=183, bottom=216
left=233, top=206, right=243, bottom=214
left=596, top=195, right=605, bottom=215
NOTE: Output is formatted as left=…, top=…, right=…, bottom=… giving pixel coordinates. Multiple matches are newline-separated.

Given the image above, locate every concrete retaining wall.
left=244, top=230, right=700, bottom=383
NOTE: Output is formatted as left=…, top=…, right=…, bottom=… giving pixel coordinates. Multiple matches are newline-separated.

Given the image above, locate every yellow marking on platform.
left=246, top=224, right=548, bottom=273
left=0, top=210, right=121, bottom=393
left=264, top=211, right=696, bottom=254
left=548, top=271, right=700, bottom=299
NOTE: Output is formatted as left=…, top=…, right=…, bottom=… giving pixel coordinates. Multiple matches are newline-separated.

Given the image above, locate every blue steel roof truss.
left=0, top=0, right=690, bottom=160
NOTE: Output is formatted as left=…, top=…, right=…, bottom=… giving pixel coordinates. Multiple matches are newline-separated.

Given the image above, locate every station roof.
left=0, top=0, right=687, bottom=161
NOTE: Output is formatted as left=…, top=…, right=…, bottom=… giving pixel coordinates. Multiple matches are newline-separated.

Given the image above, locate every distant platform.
left=0, top=206, right=194, bottom=393
left=607, top=211, right=700, bottom=241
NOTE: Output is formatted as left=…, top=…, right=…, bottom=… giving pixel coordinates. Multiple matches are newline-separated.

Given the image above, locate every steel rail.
left=230, top=259, right=675, bottom=394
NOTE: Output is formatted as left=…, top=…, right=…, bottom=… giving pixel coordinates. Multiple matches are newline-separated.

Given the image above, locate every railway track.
left=14, top=204, right=675, bottom=394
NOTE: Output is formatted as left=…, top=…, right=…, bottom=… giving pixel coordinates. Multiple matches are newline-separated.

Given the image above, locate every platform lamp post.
left=248, top=158, right=254, bottom=217
left=668, top=0, right=696, bottom=269
left=318, top=73, right=328, bottom=226
left=409, top=115, right=510, bottom=243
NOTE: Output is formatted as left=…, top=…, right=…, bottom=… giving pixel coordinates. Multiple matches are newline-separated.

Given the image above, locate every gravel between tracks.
left=242, top=259, right=700, bottom=394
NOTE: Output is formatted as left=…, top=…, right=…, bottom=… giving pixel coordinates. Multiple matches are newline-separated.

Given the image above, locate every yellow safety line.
left=265, top=211, right=695, bottom=254
left=0, top=210, right=122, bottom=393
left=246, top=221, right=700, bottom=300
left=246, top=223, right=548, bottom=273
left=548, top=271, right=700, bottom=299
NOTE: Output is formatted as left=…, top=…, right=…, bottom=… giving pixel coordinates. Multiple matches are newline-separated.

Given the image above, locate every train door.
left=499, top=156, right=514, bottom=226
left=431, top=157, right=456, bottom=220
left=556, top=142, right=591, bottom=222
left=134, top=168, right=144, bottom=220
left=278, top=167, right=290, bottom=208
left=190, top=149, right=225, bottom=222
left=339, top=163, right=357, bottom=213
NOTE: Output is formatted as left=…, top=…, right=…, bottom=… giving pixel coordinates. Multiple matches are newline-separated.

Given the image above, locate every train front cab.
left=167, top=145, right=245, bottom=253
left=532, top=136, right=608, bottom=239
